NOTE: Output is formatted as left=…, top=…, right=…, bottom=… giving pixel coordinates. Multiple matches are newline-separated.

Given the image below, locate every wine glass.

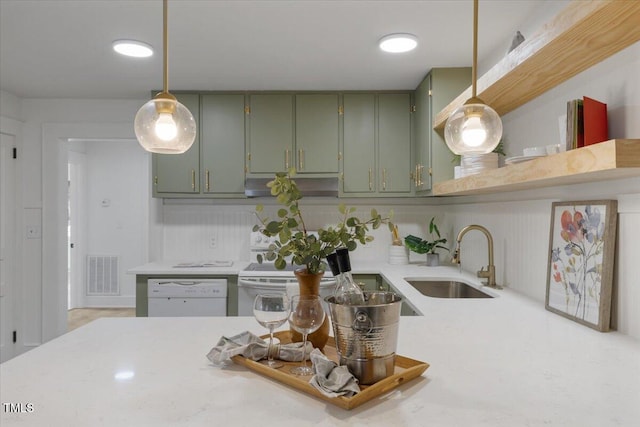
left=288, top=294, right=326, bottom=376
left=253, top=293, right=291, bottom=368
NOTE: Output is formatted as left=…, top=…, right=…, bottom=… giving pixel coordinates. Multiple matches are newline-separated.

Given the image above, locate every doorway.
left=65, top=139, right=149, bottom=315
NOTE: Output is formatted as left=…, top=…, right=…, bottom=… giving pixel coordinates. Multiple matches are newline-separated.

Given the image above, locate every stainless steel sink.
left=404, top=279, right=493, bottom=299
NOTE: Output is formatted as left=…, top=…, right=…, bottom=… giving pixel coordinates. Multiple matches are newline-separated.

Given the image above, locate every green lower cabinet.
left=352, top=274, right=386, bottom=292
left=201, top=94, right=246, bottom=195
left=153, top=93, right=201, bottom=195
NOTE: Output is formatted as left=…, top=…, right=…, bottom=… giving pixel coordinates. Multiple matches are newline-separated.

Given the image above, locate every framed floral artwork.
left=545, top=200, right=617, bottom=331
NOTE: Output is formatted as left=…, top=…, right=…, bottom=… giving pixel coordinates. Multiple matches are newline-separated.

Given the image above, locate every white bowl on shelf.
left=523, top=146, right=547, bottom=157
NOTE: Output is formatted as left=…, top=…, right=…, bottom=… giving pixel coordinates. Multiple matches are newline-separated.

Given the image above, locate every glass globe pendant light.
left=134, top=0, right=196, bottom=154
left=444, top=0, right=502, bottom=155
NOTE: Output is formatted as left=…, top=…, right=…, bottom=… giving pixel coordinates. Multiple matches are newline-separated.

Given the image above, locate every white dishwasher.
left=147, top=279, right=227, bottom=317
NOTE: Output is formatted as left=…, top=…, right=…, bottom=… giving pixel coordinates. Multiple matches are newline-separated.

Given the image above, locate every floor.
left=67, top=308, right=135, bottom=331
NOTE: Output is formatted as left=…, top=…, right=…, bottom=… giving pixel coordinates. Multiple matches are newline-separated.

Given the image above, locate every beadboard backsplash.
left=159, top=187, right=640, bottom=339
left=161, top=203, right=446, bottom=264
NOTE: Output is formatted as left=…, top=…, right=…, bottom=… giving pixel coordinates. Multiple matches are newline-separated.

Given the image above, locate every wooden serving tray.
left=232, top=331, right=429, bottom=410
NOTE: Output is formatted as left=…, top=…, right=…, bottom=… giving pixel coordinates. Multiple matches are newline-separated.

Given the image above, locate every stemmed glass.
left=253, top=293, right=291, bottom=368
left=288, top=295, right=326, bottom=376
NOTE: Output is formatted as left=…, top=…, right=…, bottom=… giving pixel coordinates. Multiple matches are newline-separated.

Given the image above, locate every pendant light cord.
left=163, top=0, right=169, bottom=93
left=472, top=0, right=478, bottom=98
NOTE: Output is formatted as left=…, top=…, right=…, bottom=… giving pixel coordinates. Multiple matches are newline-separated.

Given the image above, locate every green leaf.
left=256, top=204, right=264, bottom=212
left=274, top=257, right=287, bottom=270
left=266, top=221, right=281, bottom=234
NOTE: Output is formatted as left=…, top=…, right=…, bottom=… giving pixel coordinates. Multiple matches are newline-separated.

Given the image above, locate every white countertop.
left=2, top=262, right=640, bottom=426
left=127, top=260, right=250, bottom=275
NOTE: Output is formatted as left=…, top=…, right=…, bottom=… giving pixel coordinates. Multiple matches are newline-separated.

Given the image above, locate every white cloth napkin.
left=309, top=348, right=360, bottom=397
left=206, top=331, right=311, bottom=367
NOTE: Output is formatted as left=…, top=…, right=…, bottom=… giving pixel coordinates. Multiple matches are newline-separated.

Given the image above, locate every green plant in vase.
left=253, top=170, right=393, bottom=348
left=404, top=217, right=449, bottom=266
left=254, top=170, right=394, bottom=274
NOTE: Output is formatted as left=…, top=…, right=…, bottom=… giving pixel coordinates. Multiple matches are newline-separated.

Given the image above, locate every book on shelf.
left=566, top=96, right=608, bottom=150
left=583, top=96, right=608, bottom=146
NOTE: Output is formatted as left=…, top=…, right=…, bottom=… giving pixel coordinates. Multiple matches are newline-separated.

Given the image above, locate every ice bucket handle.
left=352, top=311, right=373, bottom=333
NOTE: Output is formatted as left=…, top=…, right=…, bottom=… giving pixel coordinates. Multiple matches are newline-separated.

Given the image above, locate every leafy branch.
left=253, top=170, right=394, bottom=274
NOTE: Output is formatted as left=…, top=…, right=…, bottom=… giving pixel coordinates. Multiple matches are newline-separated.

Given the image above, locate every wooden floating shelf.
left=433, top=0, right=640, bottom=131
left=433, top=139, right=640, bottom=196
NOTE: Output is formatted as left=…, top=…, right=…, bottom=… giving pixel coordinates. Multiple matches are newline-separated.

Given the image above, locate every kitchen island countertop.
left=3, top=263, right=640, bottom=426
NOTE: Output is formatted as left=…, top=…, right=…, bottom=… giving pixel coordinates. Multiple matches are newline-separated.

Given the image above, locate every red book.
left=583, top=96, right=608, bottom=146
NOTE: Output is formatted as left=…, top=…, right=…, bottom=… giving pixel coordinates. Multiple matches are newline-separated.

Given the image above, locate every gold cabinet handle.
left=191, top=170, right=196, bottom=190
left=205, top=170, right=210, bottom=192
left=414, top=164, right=419, bottom=186
left=285, top=149, right=290, bottom=169
left=415, top=164, right=423, bottom=187
left=382, top=168, right=387, bottom=191
left=298, top=148, right=304, bottom=171
left=368, top=167, right=373, bottom=191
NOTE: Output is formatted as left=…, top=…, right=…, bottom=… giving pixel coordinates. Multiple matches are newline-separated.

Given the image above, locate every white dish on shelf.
left=505, top=154, right=546, bottom=165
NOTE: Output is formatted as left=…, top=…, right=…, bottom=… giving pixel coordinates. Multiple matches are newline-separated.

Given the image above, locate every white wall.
left=82, top=140, right=148, bottom=307
left=5, top=97, right=155, bottom=347
left=448, top=41, right=640, bottom=338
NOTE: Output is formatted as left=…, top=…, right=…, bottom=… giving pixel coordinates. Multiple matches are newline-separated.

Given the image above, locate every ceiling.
left=0, top=0, right=557, bottom=100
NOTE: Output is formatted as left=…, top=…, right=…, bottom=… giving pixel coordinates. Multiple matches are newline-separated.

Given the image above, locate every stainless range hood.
left=244, top=177, right=339, bottom=197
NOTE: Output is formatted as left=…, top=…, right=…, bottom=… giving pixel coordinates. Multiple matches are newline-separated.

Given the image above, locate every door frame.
left=0, top=116, right=22, bottom=361
left=67, top=150, right=87, bottom=310
left=42, top=123, right=145, bottom=342
left=0, top=132, right=17, bottom=362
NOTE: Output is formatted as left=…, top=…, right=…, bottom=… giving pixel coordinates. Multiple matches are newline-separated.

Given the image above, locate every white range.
left=237, top=231, right=336, bottom=315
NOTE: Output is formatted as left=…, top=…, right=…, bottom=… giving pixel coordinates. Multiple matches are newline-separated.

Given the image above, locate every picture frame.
left=545, top=200, right=617, bottom=332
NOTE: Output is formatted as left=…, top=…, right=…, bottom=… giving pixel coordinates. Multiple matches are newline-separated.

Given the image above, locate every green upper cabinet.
left=342, top=93, right=376, bottom=193
left=414, top=75, right=431, bottom=191
left=153, top=93, right=200, bottom=195
left=201, top=94, right=246, bottom=195
left=247, top=93, right=340, bottom=175
left=378, top=93, right=412, bottom=194
left=342, top=92, right=413, bottom=196
left=414, top=68, right=471, bottom=193
left=295, top=94, right=340, bottom=173
left=246, top=94, right=294, bottom=173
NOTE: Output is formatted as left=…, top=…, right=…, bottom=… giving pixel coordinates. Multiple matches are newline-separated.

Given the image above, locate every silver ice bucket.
left=325, top=291, right=402, bottom=385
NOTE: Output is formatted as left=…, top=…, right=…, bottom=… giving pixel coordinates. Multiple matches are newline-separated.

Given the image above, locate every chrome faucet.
left=452, top=225, right=501, bottom=289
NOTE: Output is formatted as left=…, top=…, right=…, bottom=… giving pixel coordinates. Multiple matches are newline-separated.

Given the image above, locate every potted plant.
left=404, top=217, right=449, bottom=266
left=254, top=170, right=393, bottom=348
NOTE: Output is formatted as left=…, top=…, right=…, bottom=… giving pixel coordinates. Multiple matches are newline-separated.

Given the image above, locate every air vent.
left=86, top=255, right=119, bottom=295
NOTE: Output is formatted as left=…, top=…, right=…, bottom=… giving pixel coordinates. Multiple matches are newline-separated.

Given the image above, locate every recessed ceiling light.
left=379, top=33, right=418, bottom=53
left=112, top=40, right=154, bottom=58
